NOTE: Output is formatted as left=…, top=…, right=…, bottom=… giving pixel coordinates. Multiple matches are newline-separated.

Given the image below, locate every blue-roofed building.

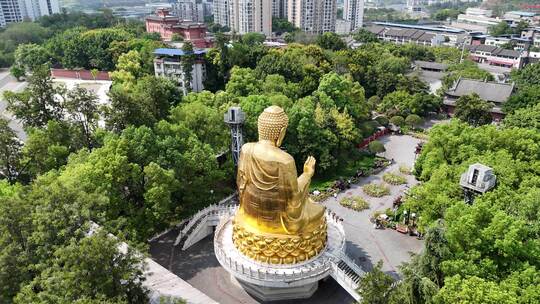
left=154, top=48, right=207, bottom=95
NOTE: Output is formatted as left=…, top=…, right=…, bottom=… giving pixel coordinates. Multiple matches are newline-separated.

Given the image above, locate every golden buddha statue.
left=232, top=106, right=327, bottom=264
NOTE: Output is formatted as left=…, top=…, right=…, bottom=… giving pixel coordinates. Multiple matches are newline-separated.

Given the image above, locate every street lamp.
left=403, top=210, right=408, bottom=225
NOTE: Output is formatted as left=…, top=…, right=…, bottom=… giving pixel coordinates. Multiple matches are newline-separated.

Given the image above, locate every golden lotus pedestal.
left=232, top=218, right=328, bottom=265
left=214, top=212, right=346, bottom=302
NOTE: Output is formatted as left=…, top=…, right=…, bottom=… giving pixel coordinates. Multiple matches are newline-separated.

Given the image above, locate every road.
left=0, top=69, right=27, bottom=140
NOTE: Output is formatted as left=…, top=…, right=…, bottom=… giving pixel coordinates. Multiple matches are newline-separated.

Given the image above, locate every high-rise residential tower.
left=272, top=0, right=286, bottom=19
left=214, top=0, right=272, bottom=36
left=0, top=0, right=59, bottom=27
left=343, top=0, right=363, bottom=32
left=287, top=0, right=336, bottom=34
left=174, top=0, right=204, bottom=22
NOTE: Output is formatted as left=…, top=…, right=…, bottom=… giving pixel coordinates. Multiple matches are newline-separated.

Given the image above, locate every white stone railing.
left=174, top=194, right=237, bottom=246
left=214, top=244, right=331, bottom=283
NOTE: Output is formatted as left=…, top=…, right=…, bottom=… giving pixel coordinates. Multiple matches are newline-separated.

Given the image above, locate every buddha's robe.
left=236, top=142, right=324, bottom=235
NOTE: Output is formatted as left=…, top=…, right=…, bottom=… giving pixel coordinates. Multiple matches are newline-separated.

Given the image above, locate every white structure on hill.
left=0, top=0, right=59, bottom=27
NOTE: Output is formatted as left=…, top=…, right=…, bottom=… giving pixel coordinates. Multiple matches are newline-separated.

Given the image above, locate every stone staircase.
left=173, top=194, right=238, bottom=250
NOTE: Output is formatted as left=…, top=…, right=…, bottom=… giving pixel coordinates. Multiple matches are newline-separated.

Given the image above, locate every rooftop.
left=414, top=60, right=448, bottom=71
left=154, top=48, right=208, bottom=57
left=446, top=78, right=515, bottom=103
left=372, top=22, right=465, bottom=34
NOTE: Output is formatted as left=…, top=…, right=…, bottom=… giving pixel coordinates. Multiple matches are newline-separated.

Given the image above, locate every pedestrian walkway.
left=321, top=134, right=424, bottom=276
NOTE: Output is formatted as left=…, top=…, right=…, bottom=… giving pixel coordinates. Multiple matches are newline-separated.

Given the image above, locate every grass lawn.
left=310, top=153, right=375, bottom=191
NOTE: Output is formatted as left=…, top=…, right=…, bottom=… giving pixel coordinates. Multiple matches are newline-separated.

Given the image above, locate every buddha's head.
left=258, top=106, right=289, bottom=147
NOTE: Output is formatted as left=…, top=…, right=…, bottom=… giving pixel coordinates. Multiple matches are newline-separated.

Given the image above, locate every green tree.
left=110, top=49, right=144, bottom=84
left=390, top=116, right=405, bottom=127
left=13, top=43, right=51, bottom=73
left=353, top=28, right=379, bottom=43
left=510, top=63, right=540, bottom=88
left=405, top=114, right=423, bottom=129
left=0, top=118, right=22, bottom=183
left=4, top=65, right=64, bottom=128
left=503, top=103, right=540, bottom=131
left=181, top=41, right=195, bottom=93
left=9, top=66, right=25, bottom=81
left=104, top=76, right=180, bottom=132
left=489, top=21, right=513, bottom=36
left=357, top=261, right=395, bottom=304
left=433, top=9, right=461, bottom=21
left=316, top=32, right=347, bottom=51
left=241, top=32, right=266, bottom=45
left=368, top=140, right=386, bottom=155
left=226, top=67, right=261, bottom=97
left=171, top=33, right=184, bottom=41
left=503, top=85, right=540, bottom=113
left=272, top=18, right=296, bottom=34
left=15, top=231, right=147, bottom=303
left=454, top=93, right=493, bottom=126
left=65, top=86, right=100, bottom=149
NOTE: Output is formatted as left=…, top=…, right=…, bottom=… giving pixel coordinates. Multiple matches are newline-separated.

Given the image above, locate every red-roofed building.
left=145, top=8, right=212, bottom=48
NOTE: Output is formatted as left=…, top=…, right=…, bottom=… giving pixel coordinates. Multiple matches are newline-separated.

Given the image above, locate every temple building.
left=145, top=8, right=212, bottom=48
left=444, top=78, right=515, bottom=122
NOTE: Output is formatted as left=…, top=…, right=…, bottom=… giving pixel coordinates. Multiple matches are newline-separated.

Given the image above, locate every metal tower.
left=224, top=107, right=245, bottom=166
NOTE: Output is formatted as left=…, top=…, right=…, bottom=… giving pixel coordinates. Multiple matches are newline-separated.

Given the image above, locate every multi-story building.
left=213, top=0, right=231, bottom=28
left=272, top=0, right=286, bottom=19
left=287, top=0, right=336, bottom=34
left=444, top=78, right=515, bottom=121
left=213, top=0, right=272, bottom=36
left=153, top=48, right=207, bottom=95
left=230, top=0, right=272, bottom=36
left=343, top=0, right=363, bottom=32
left=368, top=22, right=466, bottom=47
left=465, top=44, right=524, bottom=68
left=145, top=8, right=212, bottom=48
left=174, top=0, right=204, bottom=23
left=0, top=0, right=59, bottom=27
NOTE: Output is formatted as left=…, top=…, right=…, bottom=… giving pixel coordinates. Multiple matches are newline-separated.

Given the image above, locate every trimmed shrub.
left=390, top=115, right=405, bottom=127
left=383, top=172, right=407, bottom=185
left=340, top=196, right=370, bottom=211
left=363, top=183, right=390, bottom=197
left=399, top=165, right=412, bottom=175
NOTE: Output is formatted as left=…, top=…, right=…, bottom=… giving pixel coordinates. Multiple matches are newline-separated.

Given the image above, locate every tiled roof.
left=414, top=60, right=448, bottom=71
left=446, top=78, right=514, bottom=103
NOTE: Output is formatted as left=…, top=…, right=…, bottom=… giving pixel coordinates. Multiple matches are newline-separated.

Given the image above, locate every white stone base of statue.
left=214, top=211, right=346, bottom=301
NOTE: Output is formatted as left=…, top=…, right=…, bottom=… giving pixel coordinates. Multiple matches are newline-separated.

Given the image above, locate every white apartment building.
left=213, top=0, right=232, bottom=29
left=214, top=0, right=272, bottom=36
left=174, top=0, right=204, bottom=23
left=288, top=0, right=336, bottom=34
left=154, top=48, right=207, bottom=95
left=272, top=0, right=287, bottom=18
left=0, top=0, right=59, bottom=27
left=343, top=0, right=363, bottom=32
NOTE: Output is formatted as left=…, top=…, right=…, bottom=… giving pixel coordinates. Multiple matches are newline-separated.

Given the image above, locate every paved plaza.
left=150, top=133, right=426, bottom=303
left=321, top=134, right=424, bottom=276
left=0, top=69, right=27, bottom=140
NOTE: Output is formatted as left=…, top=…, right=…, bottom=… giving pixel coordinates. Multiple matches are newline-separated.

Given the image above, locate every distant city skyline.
left=0, top=0, right=60, bottom=27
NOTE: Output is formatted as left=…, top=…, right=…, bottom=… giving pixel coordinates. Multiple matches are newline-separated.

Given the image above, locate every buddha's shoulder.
left=248, top=143, right=294, bottom=164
